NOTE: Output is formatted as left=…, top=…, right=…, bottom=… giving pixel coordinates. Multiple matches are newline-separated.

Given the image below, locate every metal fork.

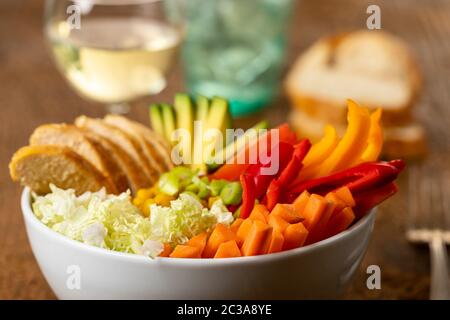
left=406, top=158, right=450, bottom=300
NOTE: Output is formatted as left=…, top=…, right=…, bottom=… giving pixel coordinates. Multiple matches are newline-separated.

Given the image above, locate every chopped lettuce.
left=149, top=193, right=233, bottom=246
left=32, top=184, right=162, bottom=258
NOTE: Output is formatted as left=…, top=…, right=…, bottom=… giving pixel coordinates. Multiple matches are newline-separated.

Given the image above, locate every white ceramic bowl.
left=21, top=187, right=375, bottom=299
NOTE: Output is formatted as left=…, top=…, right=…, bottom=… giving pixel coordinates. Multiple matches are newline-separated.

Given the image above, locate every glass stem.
left=106, top=103, right=130, bottom=115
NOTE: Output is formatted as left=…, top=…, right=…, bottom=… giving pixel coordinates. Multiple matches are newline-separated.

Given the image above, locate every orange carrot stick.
left=214, top=240, right=242, bottom=258
left=241, top=221, right=271, bottom=256
left=263, top=229, right=284, bottom=254
left=169, top=245, right=202, bottom=258
left=236, top=219, right=254, bottom=247
left=186, top=232, right=208, bottom=255
left=292, top=190, right=310, bottom=213
left=203, top=224, right=236, bottom=258
left=271, top=203, right=303, bottom=224
left=283, top=222, right=308, bottom=250
left=249, top=204, right=270, bottom=222
left=230, top=218, right=244, bottom=234
left=268, top=214, right=290, bottom=233
left=333, top=186, right=355, bottom=207
left=302, top=194, right=328, bottom=231
left=159, top=243, right=173, bottom=257
left=324, top=207, right=355, bottom=238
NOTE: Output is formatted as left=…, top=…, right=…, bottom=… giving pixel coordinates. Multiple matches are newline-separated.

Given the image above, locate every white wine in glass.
left=45, top=0, right=183, bottom=113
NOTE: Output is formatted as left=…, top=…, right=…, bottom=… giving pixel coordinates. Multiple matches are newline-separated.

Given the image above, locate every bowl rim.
left=21, top=187, right=376, bottom=266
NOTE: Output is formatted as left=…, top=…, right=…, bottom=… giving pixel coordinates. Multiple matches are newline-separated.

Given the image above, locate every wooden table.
left=1, top=0, right=449, bottom=299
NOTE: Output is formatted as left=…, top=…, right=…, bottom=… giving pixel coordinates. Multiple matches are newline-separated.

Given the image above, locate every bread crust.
left=9, top=145, right=115, bottom=195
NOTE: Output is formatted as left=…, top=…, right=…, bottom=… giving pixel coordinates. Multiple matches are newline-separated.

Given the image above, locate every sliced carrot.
left=241, top=220, right=272, bottom=256
left=292, top=190, right=310, bottom=213
left=268, top=214, right=290, bottom=233
left=283, top=222, right=308, bottom=250
left=302, top=194, right=328, bottom=231
left=306, top=201, right=336, bottom=245
left=214, top=240, right=242, bottom=258
left=271, top=203, right=303, bottom=224
left=333, top=186, right=356, bottom=207
left=325, top=192, right=348, bottom=214
left=324, top=207, right=355, bottom=239
left=203, top=224, right=236, bottom=258
left=263, top=229, right=284, bottom=254
left=186, top=232, right=208, bottom=254
left=169, top=245, right=202, bottom=258
left=159, top=243, right=173, bottom=257
left=230, top=218, right=244, bottom=234
left=236, top=219, right=254, bottom=247
left=249, top=204, right=269, bottom=222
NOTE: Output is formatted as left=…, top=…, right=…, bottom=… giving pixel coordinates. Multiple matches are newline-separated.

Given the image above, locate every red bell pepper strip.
left=353, top=182, right=398, bottom=219
left=286, top=160, right=405, bottom=201
left=210, top=123, right=298, bottom=181
left=265, top=140, right=312, bottom=210
left=246, top=142, right=294, bottom=199
left=239, top=173, right=256, bottom=219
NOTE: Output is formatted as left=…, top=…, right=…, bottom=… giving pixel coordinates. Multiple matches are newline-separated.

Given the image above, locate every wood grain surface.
left=1, top=0, right=449, bottom=299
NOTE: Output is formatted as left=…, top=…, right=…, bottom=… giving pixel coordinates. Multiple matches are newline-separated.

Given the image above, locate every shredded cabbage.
left=32, top=184, right=162, bottom=258
left=149, top=193, right=233, bottom=246
left=32, top=185, right=234, bottom=257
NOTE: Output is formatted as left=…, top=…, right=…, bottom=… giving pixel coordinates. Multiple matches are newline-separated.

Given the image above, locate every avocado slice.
left=207, top=120, right=269, bottom=171
left=202, top=97, right=230, bottom=164
left=161, top=103, right=176, bottom=143
left=148, top=104, right=165, bottom=137
left=192, top=95, right=210, bottom=172
left=195, top=95, right=210, bottom=123
left=174, top=93, right=194, bottom=163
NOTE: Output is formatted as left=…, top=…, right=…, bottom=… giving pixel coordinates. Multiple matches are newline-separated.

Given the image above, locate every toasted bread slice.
left=29, top=123, right=118, bottom=193
left=289, top=109, right=426, bottom=158
left=81, top=131, right=130, bottom=193
left=9, top=145, right=115, bottom=195
left=104, top=115, right=166, bottom=174
left=75, top=116, right=155, bottom=182
left=124, top=118, right=174, bottom=170
left=285, top=30, right=421, bottom=126
left=75, top=116, right=152, bottom=192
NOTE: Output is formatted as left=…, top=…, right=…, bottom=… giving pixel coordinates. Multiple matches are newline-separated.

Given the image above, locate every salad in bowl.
left=11, top=94, right=404, bottom=298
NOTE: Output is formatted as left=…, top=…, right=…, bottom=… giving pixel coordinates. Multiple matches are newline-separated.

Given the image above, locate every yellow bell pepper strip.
left=359, top=108, right=383, bottom=163
left=294, top=125, right=338, bottom=182
left=302, top=125, right=339, bottom=168
left=315, top=100, right=371, bottom=177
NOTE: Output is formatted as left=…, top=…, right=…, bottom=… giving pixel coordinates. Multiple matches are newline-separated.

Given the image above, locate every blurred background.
left=1, top=0, right=450, bottom=299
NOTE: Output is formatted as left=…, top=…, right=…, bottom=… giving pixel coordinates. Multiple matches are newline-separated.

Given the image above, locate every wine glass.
left=44, top=0, right=184, bottom=114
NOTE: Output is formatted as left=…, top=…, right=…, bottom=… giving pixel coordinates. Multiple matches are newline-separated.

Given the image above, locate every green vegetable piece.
left=210, top=179, right=228, bottom=196
left=233, top=206, right=241, bottom=219
left=185, top=184, right=199, bottom=193
left=207, top=120, right=269, bottom=171
left=161, top=103, right=176, bottom=143
left=149, top=104, right=165, bottom=137
left=195, top=95, right=210, bottom=123
left=197, top=183, right=210, bottom=198
left=158, top=173, right=179, bottom=196
left=219, top=182, right=243, bottom=205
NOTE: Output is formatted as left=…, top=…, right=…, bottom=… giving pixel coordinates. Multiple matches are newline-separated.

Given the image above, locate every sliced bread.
left=285, top=30, right=421, bottom=126
left=9, top=145, right=115, bottom=195
left=29, top=123, right=118, bottom=194
left=75, top=116, right=153, bottom=191
left=103, top=115, right=168, bottom=174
